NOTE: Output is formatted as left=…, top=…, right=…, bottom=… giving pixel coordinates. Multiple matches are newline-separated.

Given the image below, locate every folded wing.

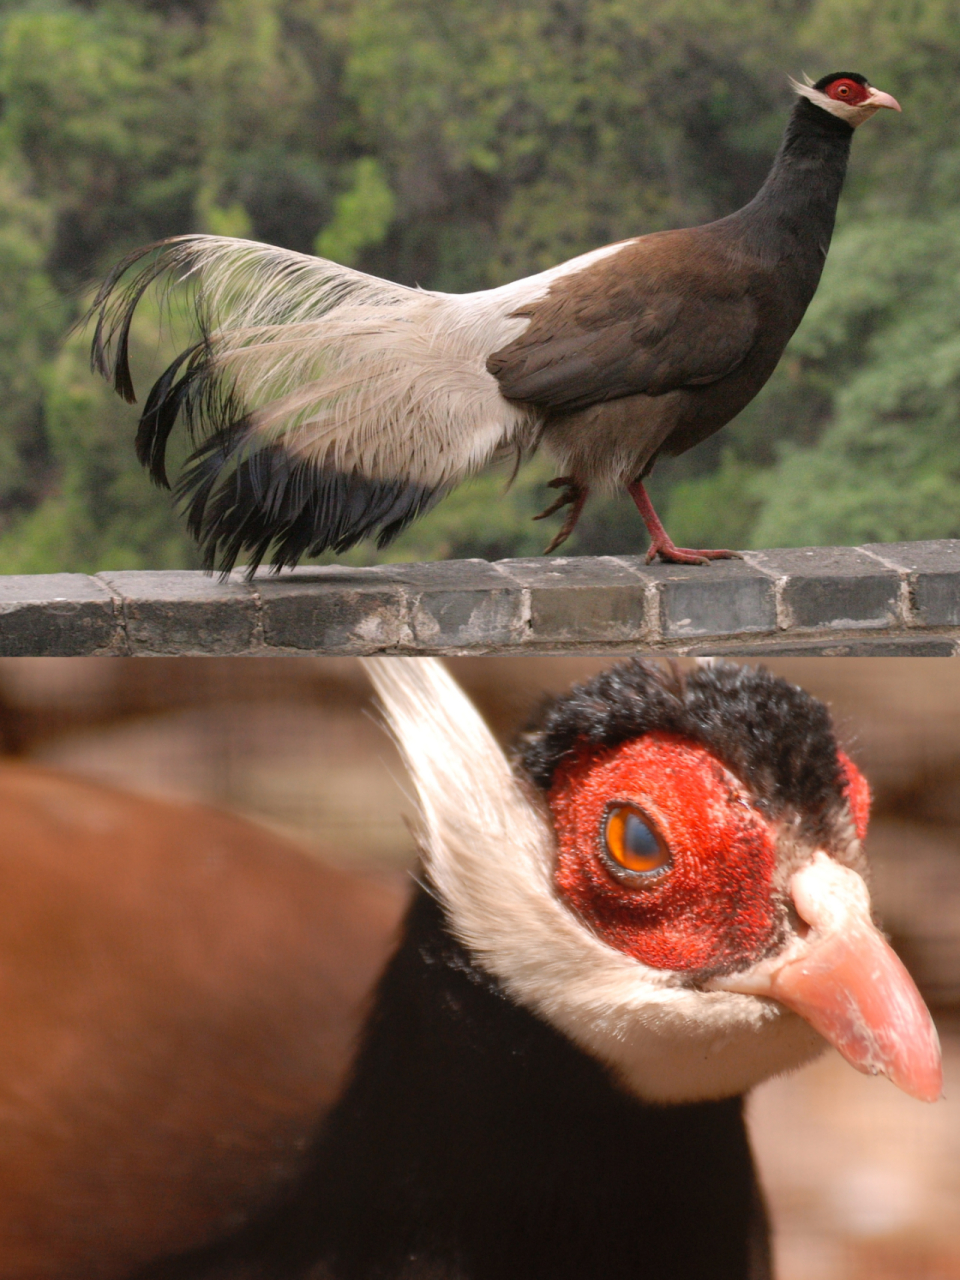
left=487, top=235, right=759, bottom=412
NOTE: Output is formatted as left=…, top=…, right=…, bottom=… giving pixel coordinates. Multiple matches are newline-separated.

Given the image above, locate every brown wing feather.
left=0, top=763, right=406, bottom=1279
left=487, top=231, right=760, bottom=412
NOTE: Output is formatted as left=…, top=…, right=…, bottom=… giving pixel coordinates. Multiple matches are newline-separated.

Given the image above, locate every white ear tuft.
left=359, top=656, right=558, bottom=972
left=789, top=75, right=817, bottom=102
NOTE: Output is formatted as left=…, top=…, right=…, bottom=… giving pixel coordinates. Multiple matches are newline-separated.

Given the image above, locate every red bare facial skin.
left=826, top=77, right=871, bottom=106
left=549, top=731, right=941, bottom=1101
left=549, top=732, right=780, bottom=974
left=838, top=750, right=871, bottom=842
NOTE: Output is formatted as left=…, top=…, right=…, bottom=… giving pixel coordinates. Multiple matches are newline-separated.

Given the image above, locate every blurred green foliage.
left=0, top=0, right=956, bottom=570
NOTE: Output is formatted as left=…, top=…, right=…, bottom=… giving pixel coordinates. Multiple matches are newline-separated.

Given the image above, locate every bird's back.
left=0, top=763, right=406, bottom=1279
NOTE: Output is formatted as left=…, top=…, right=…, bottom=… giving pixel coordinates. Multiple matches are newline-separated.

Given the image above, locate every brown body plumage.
left=0, top=763, right=402, bottom=1277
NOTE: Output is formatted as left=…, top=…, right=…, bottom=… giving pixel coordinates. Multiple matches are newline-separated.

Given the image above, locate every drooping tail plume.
left=88, top=235, right=530, bottom=572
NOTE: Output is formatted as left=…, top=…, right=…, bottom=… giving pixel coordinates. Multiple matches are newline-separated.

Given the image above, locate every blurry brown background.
left=0, top=656, right=957, bottom=1280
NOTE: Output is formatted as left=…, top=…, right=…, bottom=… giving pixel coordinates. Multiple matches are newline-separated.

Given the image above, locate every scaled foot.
left=627, top=478, right=742, bottom=566
left=645, top=539, right=744, bottom=566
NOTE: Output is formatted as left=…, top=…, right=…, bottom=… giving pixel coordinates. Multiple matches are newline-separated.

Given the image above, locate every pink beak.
left=867, top=87, right=902, bottom=112
left=711, top=853, right=942, bottom=1102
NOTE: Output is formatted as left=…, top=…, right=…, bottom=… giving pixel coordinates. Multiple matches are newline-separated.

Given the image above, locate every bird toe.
left=646, top=545, right=742, bottom=566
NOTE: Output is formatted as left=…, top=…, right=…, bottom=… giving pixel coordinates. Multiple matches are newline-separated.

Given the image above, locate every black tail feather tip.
left=175, top=443, right=442, bottom=576
left=85, top=237, right=443, bottom=573
left=86, top=237, right=204, bottom=410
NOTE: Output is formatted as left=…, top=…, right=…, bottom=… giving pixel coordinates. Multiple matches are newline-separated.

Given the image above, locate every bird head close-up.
left=365, top=656, right=939, bottom=1107
left=789, top=72, right=901, bottom=128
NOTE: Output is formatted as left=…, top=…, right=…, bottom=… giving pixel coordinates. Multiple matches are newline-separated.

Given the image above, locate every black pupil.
left=624, top=812, right=660, bottom=861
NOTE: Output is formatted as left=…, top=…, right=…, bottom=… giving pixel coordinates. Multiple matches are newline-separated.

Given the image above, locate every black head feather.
left=517, top=660, right=850, bottom=843
left=813, top=71, right=868, bottom=92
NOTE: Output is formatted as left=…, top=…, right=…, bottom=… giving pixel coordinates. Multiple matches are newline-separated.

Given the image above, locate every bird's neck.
left=723, top=98, right=854, bottom=276
left=242, top=887, right=769, bottom=1280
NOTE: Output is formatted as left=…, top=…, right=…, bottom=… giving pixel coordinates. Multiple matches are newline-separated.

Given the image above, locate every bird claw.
left=534, top=477, right=588, bottom=554
left=533, top=497, right=573, bottom=522
left=542, top=525, right=575, bottom=555
left=532, top=476, right=576, bottom=521
left=645, top=543, right=744, bottom=566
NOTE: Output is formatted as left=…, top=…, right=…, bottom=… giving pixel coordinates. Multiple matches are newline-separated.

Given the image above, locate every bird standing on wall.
left=141, top=657, right=939, bottom=1280
left=90, top=73, right=900, bottom=573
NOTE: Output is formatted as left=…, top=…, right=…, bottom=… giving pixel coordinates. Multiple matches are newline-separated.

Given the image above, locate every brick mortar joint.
left=604, top=555, right=660, bottom=643
left=733, top=553, right=785, bottom=631
left=641, top=580, right=661, bottom=643
left=92, top=573, right=131, bottom=655
left=245, top=580, right=267, bottom=651
left=519, top=587, right=533, bottom=639
left=856, top=546, right=916, bottom=627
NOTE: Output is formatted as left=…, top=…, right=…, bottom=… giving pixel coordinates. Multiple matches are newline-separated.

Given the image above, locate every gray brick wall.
left=2, top=541, right=959, bottom=656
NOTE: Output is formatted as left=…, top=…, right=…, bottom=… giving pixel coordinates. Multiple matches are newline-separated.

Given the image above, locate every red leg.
left=627, top=479, right=743, bottom=566
left=534, top=477, right=590, bottom=554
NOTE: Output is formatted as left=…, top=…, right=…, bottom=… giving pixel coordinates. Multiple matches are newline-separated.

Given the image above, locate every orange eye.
left=602, top=804, right=670, bottom=881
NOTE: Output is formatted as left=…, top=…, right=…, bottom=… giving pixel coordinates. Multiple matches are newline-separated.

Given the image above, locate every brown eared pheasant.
left=90, top=73, right=900, bottom=571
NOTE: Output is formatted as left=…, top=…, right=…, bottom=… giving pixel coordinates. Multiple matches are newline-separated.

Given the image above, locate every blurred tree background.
left=0, top=0, right=956, bottom=571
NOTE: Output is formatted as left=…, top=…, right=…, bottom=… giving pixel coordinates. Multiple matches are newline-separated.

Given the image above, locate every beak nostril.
left=713, top=854, right=943, bottom=1102
left=785, top=901, right=810, bottom=940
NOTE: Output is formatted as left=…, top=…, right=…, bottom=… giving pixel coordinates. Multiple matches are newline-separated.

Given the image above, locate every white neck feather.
left=362, top=657, right=824, bottom=1103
